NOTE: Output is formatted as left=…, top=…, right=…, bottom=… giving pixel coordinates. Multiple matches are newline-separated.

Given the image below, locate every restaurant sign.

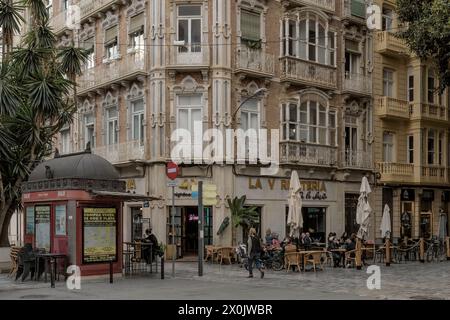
left=247, top=178, right=328, bottom=200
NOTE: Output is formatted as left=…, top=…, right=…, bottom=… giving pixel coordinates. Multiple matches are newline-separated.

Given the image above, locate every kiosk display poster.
left=83, top=207, right=117, bottom=263
left=55, top=205, right=67, bottom=236
left=35, top=206, right=50, bottom=251
left=26, top=206, right=35, bottom=235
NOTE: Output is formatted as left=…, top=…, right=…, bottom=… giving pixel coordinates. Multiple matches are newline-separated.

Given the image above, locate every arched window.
left=281, top=96, right=336, bottom=146
left=282, top=11, right=336, bottom=66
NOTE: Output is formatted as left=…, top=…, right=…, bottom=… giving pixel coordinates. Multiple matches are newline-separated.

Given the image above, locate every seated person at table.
left=271, top=233, right=281, bottom=248
left=265, top=229, right=273, bottom=246
left=142, top=228, right=160, bottom=263
left=327, top=233, right=342, bottom=267
left=302, top=232, right=312, bottom=250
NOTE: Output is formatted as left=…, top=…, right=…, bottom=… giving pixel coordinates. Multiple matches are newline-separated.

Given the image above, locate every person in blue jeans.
left=247, top=228, right=265, bottom=278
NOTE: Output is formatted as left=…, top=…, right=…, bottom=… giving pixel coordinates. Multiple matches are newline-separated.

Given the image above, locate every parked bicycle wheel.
left=271, top=259, right=283, bottom=271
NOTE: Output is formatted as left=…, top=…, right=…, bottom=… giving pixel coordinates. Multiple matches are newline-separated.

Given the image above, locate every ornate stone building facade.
left=50, top=0, right=377, bottom=255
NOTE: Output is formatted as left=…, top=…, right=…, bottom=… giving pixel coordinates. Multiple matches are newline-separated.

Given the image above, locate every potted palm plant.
left=227, top=196, right=259, bottom=246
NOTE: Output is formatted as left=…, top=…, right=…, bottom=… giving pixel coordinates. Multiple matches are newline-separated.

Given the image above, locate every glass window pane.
left=179, top=5, right=201, bottom=16
left=318, top=25, right=325, bottom=46
left=133, top=115, right=140, bottom=140
left=289, top=124, right=297, bottom=140
left=289, top=104, right=297, bottom=121
left=310, top=102, right=317, bottom=124
left=250, top=113, right=258, bottom=130
left=178, top=109, right=189, bottom=130
left=178, top=19, right=188, bottom=42
left=308, top=20, right=316, bottom=43
left=241, top=112, right=248, bottom=131
left=55, top=205, right=66, bottom=236
left=319, top=128, right=327, bottom=145
left=309, top=127, right=317, bottom=143
left=191, top=19, right=201, bottom=52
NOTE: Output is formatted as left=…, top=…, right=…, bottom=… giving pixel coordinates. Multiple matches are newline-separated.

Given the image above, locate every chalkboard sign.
left=82, top=207, right=117, bottom=264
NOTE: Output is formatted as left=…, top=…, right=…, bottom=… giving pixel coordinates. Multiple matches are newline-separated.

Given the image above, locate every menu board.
left=26, top=207, right=35, bottom=235
left=83, top=207, right=117, bottom=263
left=35, top=206, right=50, bottom=251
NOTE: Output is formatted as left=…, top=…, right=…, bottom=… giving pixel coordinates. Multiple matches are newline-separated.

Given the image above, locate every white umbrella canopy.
left=438, top=211, right=448, bottom=240
left=380, top=204, right=391, bottom=238
left=356, top=176, right=372, bottom=240
left=287, top=170, right=303, bottom=237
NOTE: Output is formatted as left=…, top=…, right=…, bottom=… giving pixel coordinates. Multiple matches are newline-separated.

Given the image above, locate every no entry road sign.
left=166, top=162, right=179, bottom=180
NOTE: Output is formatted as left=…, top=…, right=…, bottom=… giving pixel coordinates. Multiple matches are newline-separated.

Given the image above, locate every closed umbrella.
left=287, top=170, right=303, bottom=238
left=438, top=211, right=448, bottom=240
left=380, top=204, right=391, bottom=238
left=356, top=176, right=372, bottom=240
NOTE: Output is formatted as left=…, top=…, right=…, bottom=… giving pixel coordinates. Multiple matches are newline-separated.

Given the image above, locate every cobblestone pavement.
left=0, top=261, right=448, bottom=300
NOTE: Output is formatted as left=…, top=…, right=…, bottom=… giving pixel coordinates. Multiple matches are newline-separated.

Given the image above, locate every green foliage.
left=396, top=0, right=450, bottom=93
left=0, top=0, right=88, bottom=245
left=227, top=196, right=259, bottom=229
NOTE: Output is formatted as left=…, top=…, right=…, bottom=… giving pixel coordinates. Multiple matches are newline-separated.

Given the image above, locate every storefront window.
left=302, top=207, right=326, bottom=242
left=55, top=205, right=67, bottom=236
left=25, top=206, right=35, bottom=235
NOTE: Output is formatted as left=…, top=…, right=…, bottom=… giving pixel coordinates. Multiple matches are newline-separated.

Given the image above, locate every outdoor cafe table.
left=34, top=252, right=68, bottom=282
left=330, top=248, right=347, bottom=267
left=123, top=242, right=157, bottom=275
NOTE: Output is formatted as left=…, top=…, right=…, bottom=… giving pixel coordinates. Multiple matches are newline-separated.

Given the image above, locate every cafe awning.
left=89, top=190, right=161, bottom=201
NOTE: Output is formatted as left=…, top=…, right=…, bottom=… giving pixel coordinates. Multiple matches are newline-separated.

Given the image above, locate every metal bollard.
left=109, top=261, right=113, bottom=283
left=161, top=257, right=164, bottom=279
left=50, top=258, right=55, bottom=288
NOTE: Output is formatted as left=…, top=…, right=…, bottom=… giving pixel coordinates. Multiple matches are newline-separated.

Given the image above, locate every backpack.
left=251, top=236, right=261, bottom=254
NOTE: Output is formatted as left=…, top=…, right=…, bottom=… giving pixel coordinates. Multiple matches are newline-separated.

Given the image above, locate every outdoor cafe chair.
left=284, top=252, right=301, bottom=272
left=303, top=252, right=324, bottom=272
left=284, top=244, right=297, bottom=253
left=205, top=245, right=214, bottom=262
left=344, top=249, right=356, bottom=268
left=217, top=247, right=233, bottom=265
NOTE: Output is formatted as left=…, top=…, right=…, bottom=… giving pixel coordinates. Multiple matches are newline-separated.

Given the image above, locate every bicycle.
left=425, top=238, right=446, bottom=262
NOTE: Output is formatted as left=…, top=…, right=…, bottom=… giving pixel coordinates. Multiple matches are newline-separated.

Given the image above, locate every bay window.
left=177, top=5, right=202, bottom=53
left=240, top=98, right=259, bottom=131
left=281, top=100, right=336, bottom=146
left=282, top=14, right=336, bottom=66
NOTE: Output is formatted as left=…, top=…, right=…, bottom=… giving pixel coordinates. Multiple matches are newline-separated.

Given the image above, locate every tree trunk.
left=0, top=204, right=16, bottom=247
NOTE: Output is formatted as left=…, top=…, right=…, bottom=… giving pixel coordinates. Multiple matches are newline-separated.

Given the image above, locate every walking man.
left=247, top=228, right=265, bottom=278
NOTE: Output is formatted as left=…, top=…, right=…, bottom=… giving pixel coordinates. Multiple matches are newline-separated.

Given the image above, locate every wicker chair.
left=284, top=252, right=301, bottom=272
left=205, top=245, right=215, bottom=262
left=217, top=247, right=233, bottom=265
left=8, top=246, right=21, bottom=278
left=304, top=252, right=324, bottom=272
left=344, top=249, right=356, bottom=268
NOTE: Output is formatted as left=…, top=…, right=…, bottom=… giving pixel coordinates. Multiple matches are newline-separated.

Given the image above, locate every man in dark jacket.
left=143, top=229, right=160, bottom=263
left=247, top=228, right=264, bottom=278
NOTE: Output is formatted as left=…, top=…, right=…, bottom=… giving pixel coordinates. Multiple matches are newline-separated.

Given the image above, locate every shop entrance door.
left=345, top=193, right=359, bottom=235
left=183, top=207, right=198, bottom=255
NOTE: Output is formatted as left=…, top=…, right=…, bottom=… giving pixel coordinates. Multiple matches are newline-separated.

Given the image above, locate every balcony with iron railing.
left=167, top=43, right=209, bottom=70
left=375, top=96, right=410, bottom=120
left=341, top=150, right=373, bottom=170
left=77, top=50, right=146, bottom=93
left=343, top=72, right=372, bottom=96
left=409, top=102, right=449, bottom=123
left=280, top=57, right=337, bottom=90
left=92, top=140, right=145, bottom=165
left=375, top=31, right=409, bottom=57
left=290, top=0, right=336, bottom=13
left=235, top=46, right=274, bottom=77
left=280, top=142, right=337, bottom=167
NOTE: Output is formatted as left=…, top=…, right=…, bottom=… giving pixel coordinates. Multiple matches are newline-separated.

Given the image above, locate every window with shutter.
left=241, top=10, right=261, bottom=42
left=105, top=25, right=118, bottom=44
left=129, top=13, right=144, bottom=34
left=351, top=0, right=366, bottom=18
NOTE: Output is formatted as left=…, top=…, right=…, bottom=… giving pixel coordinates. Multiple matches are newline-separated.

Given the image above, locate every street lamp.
left=231, top=88, right=267, bottom=125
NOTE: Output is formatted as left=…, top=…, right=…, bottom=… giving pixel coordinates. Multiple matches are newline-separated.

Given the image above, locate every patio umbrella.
left=380, top=204, right=391, bottom=238
left=356, top=176, right=372, bottom=240
left=287, top=170, right=303, bottom=238
left=438, top=211, right=448, bottom=240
